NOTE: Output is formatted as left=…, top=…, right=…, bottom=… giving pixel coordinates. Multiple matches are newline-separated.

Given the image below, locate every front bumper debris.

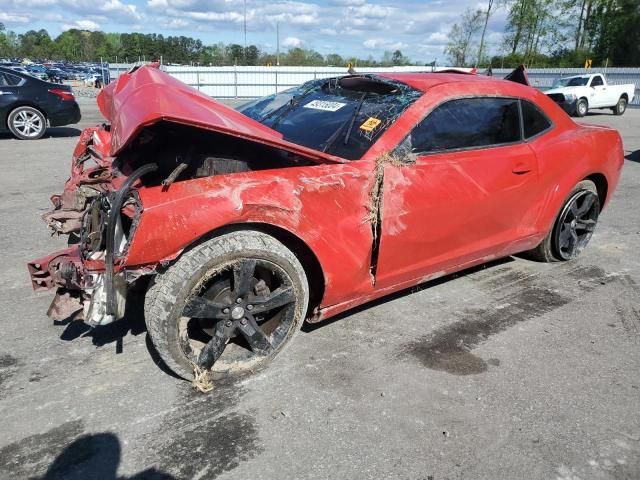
left=27, top=246, right=127, bottom=327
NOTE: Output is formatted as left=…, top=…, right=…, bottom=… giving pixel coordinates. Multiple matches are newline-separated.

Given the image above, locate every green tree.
left=325, top=53, right=344, bottom=66
left=244, top=45, right=259, bottom=65
left=226, top=43, right=243, bottom=64
left=445, top=8, right=483, bottom=66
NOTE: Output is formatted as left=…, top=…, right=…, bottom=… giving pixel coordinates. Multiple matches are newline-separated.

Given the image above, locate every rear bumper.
left=48, top=101, right=81, bottom=127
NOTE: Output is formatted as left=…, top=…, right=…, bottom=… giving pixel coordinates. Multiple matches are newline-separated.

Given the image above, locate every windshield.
left=238, top=75, right=422, bottom=160
left=552, top=77, right=589, bottom=88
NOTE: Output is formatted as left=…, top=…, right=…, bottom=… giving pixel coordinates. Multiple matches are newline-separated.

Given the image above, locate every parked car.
left=83, top=73, right=103, bottom=87
left=26, top=65, right=50, bottom=81
left=0, top=66, right=81, bottom=140
left=545, top=73, right=635, bottom=117
left=29, top=65, right=623, bottom=381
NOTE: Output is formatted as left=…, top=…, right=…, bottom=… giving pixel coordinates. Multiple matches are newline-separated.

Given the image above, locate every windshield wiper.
left=322, top=92, right=368, bottom=153
left=261, top=83, right=317, bottom=127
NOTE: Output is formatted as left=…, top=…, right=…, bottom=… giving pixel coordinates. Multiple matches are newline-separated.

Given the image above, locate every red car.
left=29, top=65, right=623, bottom=381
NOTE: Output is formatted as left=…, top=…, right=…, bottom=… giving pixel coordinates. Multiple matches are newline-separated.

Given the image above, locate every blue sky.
left=1, top=0, right=508, bottom=63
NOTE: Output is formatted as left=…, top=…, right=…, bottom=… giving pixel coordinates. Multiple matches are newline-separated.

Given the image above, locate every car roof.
left=379, top=71, right=534, bottom=94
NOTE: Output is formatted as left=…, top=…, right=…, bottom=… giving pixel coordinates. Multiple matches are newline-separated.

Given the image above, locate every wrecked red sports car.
left=29, top=64, right=623, bottom=380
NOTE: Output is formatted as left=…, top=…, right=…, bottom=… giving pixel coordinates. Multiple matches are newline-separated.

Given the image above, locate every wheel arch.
left=174, top=222, right=326, bottom=316
left=620, top=93, right=629, bottom=101
left=583, top=172, right=608, bottom=211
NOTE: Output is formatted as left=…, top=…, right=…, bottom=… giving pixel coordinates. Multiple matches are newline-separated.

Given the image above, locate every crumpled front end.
left=28, top=63, right=344, bottom=330
left=42, top=125, right=116, bottom=236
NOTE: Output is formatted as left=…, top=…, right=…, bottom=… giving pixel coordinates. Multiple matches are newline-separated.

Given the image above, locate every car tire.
left=612, top=96, right=627, bottom=116
left=144, top=231, right=309, bottom=380
left=526, top=180, right=600, bottom=262
left=7, top=106, right=46, bottom=140
left=575, top=98, right=588, bottom=117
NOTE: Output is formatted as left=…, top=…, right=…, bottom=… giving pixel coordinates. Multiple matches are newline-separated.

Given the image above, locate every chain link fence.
left=109, top=64, right=640, bottom=105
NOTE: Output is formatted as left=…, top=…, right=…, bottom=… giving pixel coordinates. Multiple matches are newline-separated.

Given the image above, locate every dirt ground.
left=0, top=97, right=639, bottom=480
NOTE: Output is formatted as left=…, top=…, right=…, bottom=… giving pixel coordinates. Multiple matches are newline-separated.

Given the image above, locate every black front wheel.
left=527, top=180, right=600, bottom=262
left=144, top=231, right=309, bottom=380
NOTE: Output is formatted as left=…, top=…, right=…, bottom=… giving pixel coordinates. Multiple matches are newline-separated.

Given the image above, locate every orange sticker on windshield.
left=360, top=117, right=382, bottom=132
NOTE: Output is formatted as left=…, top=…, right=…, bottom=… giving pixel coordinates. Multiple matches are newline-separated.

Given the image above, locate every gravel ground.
left=0, top=98, right=638, bottom=480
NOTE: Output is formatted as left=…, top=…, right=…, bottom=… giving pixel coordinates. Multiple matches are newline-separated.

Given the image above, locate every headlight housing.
left=564, top=93, right=577, bottom=102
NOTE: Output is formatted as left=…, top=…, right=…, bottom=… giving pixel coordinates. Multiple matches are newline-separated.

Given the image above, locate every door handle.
left=512, top=165, right=532, bottom=175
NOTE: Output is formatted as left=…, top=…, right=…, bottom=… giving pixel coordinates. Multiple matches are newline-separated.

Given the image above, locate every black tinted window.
left=0, top=72, right=22, bottom=86
left=521, top=100, right=551, bottom=139
left=591, top=76, right=603, bottom=87
left=411, top=97, right=521, bottom=153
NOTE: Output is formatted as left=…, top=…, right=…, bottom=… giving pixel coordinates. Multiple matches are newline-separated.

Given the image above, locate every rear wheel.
left=527, top=180, right=600, bottom=262
left=144, top=231, right=309, bottom=380
left=7, top=106, right=46, bottom=140
left=575, top=98, right=588, bottom=117
left=612, top=96, right=627, bottom=116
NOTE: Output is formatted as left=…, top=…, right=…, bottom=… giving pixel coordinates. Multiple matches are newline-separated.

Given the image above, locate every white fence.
left=108, top=64, right=640, bottom=105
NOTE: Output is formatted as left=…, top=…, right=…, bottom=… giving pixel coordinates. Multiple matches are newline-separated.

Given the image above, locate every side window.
left=410, top=97, right=521, bottom=153
left=521, top=100, right=552, bottom=139
left=591, top=75, right=603, bottom=87
left=0, top=72, right=22, bottom=86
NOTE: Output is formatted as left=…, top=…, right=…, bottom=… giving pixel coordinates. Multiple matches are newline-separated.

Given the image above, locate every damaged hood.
left=97, top=65, right=344, bottom=164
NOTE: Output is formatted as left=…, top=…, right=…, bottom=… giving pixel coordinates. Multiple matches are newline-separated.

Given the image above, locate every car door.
left=374, top=96, right=542, bottom=288
left=0, top=73, right=21, bottom=130
left=589, top=75, right=607, bottom=107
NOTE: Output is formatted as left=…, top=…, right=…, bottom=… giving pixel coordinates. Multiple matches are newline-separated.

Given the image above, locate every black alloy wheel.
left=181, top=259, right=297, bottom=370
left=553, top=189, right=600, bottom=260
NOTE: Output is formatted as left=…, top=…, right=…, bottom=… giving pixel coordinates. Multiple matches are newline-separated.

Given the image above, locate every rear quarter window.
left=0, top=72, right=24, bottom=86
left=521, top=100, right=552, bottom=139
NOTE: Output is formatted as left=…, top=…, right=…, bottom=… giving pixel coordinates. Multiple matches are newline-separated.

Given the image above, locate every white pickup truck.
left=545, top=72, right=635, bottom=117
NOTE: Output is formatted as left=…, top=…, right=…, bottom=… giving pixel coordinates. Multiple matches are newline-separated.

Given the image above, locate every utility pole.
left=475, top=0, right=494, bottom=68
left=276, top=22, right=280, bottom=66
left=243, top=0, right=247, bottom=65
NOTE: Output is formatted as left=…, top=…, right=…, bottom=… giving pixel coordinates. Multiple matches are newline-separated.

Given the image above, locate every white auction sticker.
left=303, top=100, right=347, bottom=112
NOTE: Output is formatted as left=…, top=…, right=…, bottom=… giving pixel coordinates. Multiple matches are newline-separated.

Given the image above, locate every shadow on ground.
left=42, top=432, right=176, bottom=480
left=626, top=150, right=640, bottom=163
left=0, top=127, right=81, bottom=140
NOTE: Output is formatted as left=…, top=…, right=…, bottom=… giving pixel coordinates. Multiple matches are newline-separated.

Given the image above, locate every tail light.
left=48, top=88, right=75, bottom=101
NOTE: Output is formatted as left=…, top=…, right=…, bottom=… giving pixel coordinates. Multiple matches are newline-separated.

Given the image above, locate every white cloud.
left=0, top=13, right=30, bottom=23
left=63, top=19, right=100, bottom=31
left=426, top=32, right=449, bottom=45
left=282, top=36, right=303, bottom=48
left=363, top=38, right=407, bottom=51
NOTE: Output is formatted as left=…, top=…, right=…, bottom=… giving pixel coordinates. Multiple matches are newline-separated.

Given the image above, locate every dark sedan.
left=0, top=66, right=81, bottom=140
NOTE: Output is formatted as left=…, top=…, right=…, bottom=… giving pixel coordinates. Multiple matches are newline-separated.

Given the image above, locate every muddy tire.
left=575, top=98, right=588, bottom=117
left=144, top=231, right=309, bottom=380
left=612, top=96, right=627, bottom=116
left=526, top=180, right=599, bottom=262
left=7, top=106, right=46, bottom=140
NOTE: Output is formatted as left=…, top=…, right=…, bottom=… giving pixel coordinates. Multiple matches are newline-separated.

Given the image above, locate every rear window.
left=238, top=75, right=422, bottom=160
